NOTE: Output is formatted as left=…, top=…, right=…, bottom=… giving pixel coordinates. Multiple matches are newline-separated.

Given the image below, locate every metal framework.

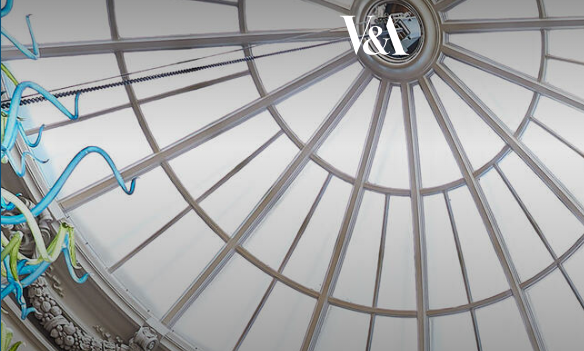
left=5, top=0, right=584, bottom=350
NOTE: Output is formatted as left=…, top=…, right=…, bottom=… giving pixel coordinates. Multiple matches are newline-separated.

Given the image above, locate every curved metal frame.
left=4, top=0, right=584, bottom=350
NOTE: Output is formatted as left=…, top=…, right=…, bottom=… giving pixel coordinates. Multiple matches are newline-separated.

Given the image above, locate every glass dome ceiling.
left=2, top=0, right=584, bottom=350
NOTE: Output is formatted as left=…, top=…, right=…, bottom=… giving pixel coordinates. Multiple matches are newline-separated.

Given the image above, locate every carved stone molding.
left=28, top=277, right=159, bottom=351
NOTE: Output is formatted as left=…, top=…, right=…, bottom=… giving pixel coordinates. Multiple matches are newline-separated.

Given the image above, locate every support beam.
left=59, top=51, right=356, bottom=212
left=1, top=29, right=349, bottom=61
left=301, top=81, right=390, bottom=351
left=442, top=44, right=584, bottom=112
left=401, top=83, right=429, bottom=351
left=433, top=0, right=467, bottom=12
left=421, top=76, right=546, bottom=351
left=433, top=63, right=584, bottom=226
left=161, top=70, right=373, bottom=326
left=303, top=0, right=351, bottom=15
left=443, top=17, right=584, bottom=33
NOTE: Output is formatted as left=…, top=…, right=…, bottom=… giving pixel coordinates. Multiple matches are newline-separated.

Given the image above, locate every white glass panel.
left=0, top=0, right=109, bottom=44
left=377, top=196, right=417, bottom=310
left=35, top=108, right=152, bottom=197
left=480, top=170, right=553, bottom=281
left=253, top=41, right=351, bottom=92
left=446, top=0, right=538, bottom=20
left=170, top=112, right=280, bottom=199
left=445, top=58, right=533, bottom=132
left=544, top=0, right=584, bottom=17
left=174, top=254, right=272, bottom=351
left=317, top=80, right=378, bottom=177
left=522, top=123, right=584, bottom=206
left=201, top=136, right=298, bottom=235
left=499, top=152, right=583, bottom=255
left=244, top=162, right=328, bottom=268
left=114, top=211, right=224, bottom=318
left=370, top=316, right=417, bottom=351
left=431, top=313, right=478, bottom=351
left=535, top=97, right=584, bottom=154
left=369, top=87, right=410, bottom=189
left=69, top=167, right=187, bottom=266
left=549, top=30, right=584, bottom=63
left=564, top=247, right=584, bottom=298
left=284, top=177, right=352, bottom=290
left=546, top=60, right=584, bottom=100
left=449, top=31, right=542, bottom=78
left=115, top=0, right=238, bottom=38
left=527, top=270, right=584, bottom=351
left=334, top=191, right=385, bottom=306
left=7, top=54, right=128, bottom=126
left=424, top=194, right=468, bottom=309
left=124, top=48, right=248, bottom=99
left=431, top=74, right=505, bottom=170
left=141, top=75, right=260, bottom=148
left=448, top=186, right=510, bottom=300
left=476, top=298, right=533, bottom=351
left=414, top=85, right=463, bottom=188
left=314, top=306, right=369, bottom=351
left=277, top=63, right=362, bottom=143
left=246, top=0, right=344, bottom=31
left=239, top=283, right=316, bottom=351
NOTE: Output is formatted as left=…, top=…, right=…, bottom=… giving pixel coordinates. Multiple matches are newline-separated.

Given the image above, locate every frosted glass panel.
left=447, top=0, right=538, bottom=20
left=431, top=313, right=478, bottom=351
left=69, top=167, right=187, bottom=266
left=239, top=283, right=315, bottom=351
left=445, top=58, right=533, bottom=132
left=314, top=306, right=369, bottom=351
left=115, top=0, right=238, bottom=37
left=549, top=29, right=584, bottom=63
left=244, top=162, right=328, bottom=269
left=424, top=194, right=468, bottom=308
left=480, top=170, right=553, bottom=281
left=317, top=80, right=378, bottom=177
left=527, top=270, right=584, bottom=351
left=449, top=31, right=542, bottom=78
left=377, top=196, right=417, bottom=310
left=522, top=123, right=584, bottom=206
left=1, top=0, right=109, bottom=44
left=141, top=76, right=260, bottom=148
left=253, top=41, right=351, bottom=92
left=534, top=97, right=584, bottom=155
left=431, top=75, right=505, bottom=170
left=201, top=137, right=298, bottom=235
left=278, top=63, right=362, bottom=143
left=414, top=85, right=463, bottom=188
left=284, top=177, right=352, bottom=290
left=546, top=60, right=584, bottom=100
left=564, top=247, right=584, bottom=298
left=334, top=191, right=385, bottom=306
left=370, top=316, right=417, bottom=351
left=369, top=87, right=410, bottom=189
left=246, top=0, right=343, bottom=31
left=499, top=152, right=583, bottom=255
left=170, top=112, right=280, bottom=199
left=175, top=255, right=272, bottom=351
left=448, top=186, right=510, bottom=300
left=114, top=211, right=224, bottom=318
left=476, top=298, right=533, bottom=351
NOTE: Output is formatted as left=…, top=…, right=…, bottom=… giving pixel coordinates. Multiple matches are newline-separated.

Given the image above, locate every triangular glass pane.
left=277, top=63, right=363, bottom=142
left=430, top=74, right=506, bottom=170
left=368, top=86, right=410, bottom=189
left=334, top=191, right=385, bottom=306
left=318, top=79, right=379, bottom=177
left=414, top=85, right=463, bottom=188
left=449, top=31, right=542, bottom=78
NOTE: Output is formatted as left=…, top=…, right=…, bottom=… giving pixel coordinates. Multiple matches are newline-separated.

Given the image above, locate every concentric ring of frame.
left=5, top=0, right=584, bottom=351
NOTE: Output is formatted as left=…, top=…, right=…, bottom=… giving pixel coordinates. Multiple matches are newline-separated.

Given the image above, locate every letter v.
left=341, top=16, right=373, bottom=54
